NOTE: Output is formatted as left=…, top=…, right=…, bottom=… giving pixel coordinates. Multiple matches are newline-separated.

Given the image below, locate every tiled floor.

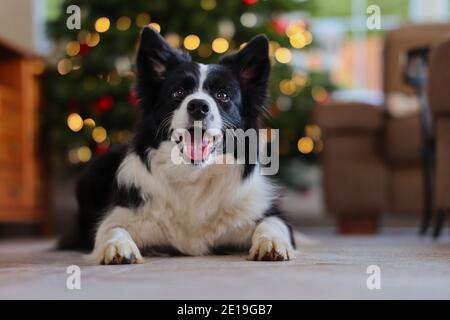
left=1, top=231, right=449, bottom=299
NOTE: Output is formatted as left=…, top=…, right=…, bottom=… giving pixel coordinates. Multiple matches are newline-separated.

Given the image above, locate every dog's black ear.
left=136, top=26, right=190, bottom=105
left=220, top=34, right=270, bottom=94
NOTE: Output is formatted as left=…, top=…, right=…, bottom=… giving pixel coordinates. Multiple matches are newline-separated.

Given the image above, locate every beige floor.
left=1, top=230, right=449, bottom=300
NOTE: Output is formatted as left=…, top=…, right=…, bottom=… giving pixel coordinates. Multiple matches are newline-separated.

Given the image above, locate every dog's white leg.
left=249, top=216, right=294, bottom=261
left=88, top=207, right=144, bottom=265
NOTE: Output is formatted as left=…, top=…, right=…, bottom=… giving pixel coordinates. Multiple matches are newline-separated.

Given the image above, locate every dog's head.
left=133, top=26, right=270, bottom=167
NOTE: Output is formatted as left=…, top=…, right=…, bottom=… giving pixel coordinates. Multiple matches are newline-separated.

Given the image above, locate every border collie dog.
left=71, top=27, right=295, bottom=264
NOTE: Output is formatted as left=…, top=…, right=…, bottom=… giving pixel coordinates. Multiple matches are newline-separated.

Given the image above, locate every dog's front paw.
left=249, top=237, right=293, bottom=261
left=101, top=238, right=144, bottom=265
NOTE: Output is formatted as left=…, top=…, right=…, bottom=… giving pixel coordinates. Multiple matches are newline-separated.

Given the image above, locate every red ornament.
left=271, top=18, right=287, bottom=35
left=242, top=0, right=258, bottom=5
left=95, top=142, right=110, bottom=155
left=79, top=43, right=91, bottom=56
left=128, top=90, right=139, bottom=107
left=93, top=95, right=113, bottom=113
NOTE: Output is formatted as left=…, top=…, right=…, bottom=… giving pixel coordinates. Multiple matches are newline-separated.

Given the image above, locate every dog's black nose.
left=187, top=99, right=210, bottom=120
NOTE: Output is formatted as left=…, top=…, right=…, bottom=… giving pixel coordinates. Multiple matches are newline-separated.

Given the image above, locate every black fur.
left=59, top=27, right=292, bottom=252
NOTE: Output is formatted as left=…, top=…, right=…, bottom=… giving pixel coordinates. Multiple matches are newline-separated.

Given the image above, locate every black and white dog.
left=69, top=27, right=295, bottom=264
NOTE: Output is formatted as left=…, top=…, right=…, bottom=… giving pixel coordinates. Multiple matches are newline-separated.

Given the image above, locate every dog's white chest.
left=114, top=150, right=274, bottom=255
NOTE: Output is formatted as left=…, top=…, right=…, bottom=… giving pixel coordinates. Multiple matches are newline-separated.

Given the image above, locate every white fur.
left=90, top=141, right=294, bottom=264
left=89, top=63, right=294, bottom=264
left=249, top=216, right=294, bottom=261
left=170, top=63, right=222, bottom=131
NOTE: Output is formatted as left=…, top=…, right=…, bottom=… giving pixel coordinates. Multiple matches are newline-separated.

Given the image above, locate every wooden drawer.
left=0, top=167, right=24, bottom=207
left=0, top=138, right=22, bottom=163
left=0, top=86, right=22, bottom=138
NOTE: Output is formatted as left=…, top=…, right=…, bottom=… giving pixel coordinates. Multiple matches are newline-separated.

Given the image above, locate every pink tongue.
left=185, top=139, right=210, bottom=161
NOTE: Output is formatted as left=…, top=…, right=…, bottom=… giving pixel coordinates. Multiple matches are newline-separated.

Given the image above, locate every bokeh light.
left=83, top=118, right=96, bottom=127
left=77, top=146, right=92, bottom=162
left=57, top=59, right=73, bottom=75
left=312, top=86, right=328, bottom=103
left=240, top=12, right=257, bottom=27
left=116, top=16, right=131, bottom=31
left=183, top=34, right=201, bottom=50
left=200, top=0, right=216, bottom=10
left=297, top=137, right=314, bottom=154
left=212, top=37, right=229, bottom=53
left=86, top=32, right=100, bottom=47
left=289, top=33, right=306, bottom=49
left=65, top=41, right=80, bottom=56
left=67, top=113, right=83, bottom=132
left=136, top=13, right=151, bottom=27
left=165, top=33, right=181, bottom=48
left=279, top=79, right=296, bottom=95
left=305, top=124, right=322, bottom=140
left=95, top=17, right=110, bottom=33
left=275, top=47, right=292, bottom=64
left=92, top=126, right=107, bottom=143
left=77, top=30, right=91, bottom=44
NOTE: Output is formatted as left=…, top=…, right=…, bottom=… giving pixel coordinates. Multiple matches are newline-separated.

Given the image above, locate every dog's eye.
left=172, top=88, right=185, bottom=99
left=215, top=91, right=229, bottom=102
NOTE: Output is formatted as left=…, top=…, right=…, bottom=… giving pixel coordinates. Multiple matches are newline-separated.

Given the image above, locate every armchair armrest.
left=314, top=101, right=387, bottom=234
left=314, top=102, right=385, bottom=133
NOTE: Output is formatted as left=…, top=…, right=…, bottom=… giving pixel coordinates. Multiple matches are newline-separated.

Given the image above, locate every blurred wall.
left=0, top=0, right=34, bottom=53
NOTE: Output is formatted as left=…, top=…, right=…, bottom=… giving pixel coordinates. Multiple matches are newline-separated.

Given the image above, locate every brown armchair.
left=315, top=24, right=450, bottom=233
left=428, top=36, right=450, bottom=237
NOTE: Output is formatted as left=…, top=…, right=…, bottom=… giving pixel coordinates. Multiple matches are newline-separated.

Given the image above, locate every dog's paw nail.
left=249, top=238, right=293, bottom=262
left=102, top=240, right=143, bottom=265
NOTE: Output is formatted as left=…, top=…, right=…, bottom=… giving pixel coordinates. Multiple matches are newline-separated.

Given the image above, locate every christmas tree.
left=44, top=0, right=334, bottom=187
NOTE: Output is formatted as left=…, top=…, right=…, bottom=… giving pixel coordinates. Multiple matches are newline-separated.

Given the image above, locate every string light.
left=149, top=22, right=161, bottom=33
left=305, top=125, right=322, bottom=139
left=77, top=146, right=92, bottom=162
left=304, top=31, right=313, bottom=45
left=292, top=72, right=308, bottom=86
left=183, top=34, right=200, bottom=50
left=212, top=37, right=229, bottom=53
left=72, top=63, right=81, bottom=71
left=57, top=59, right=73, bottom=75
left=268, top=41, right=280, bottom=57
left=67, top=113, right=83, bottom=132
left=200, top=0, right=216, bottom=10
left=136, top=13, right=150, bottom=27
left=285, top=22, right=305, bottom=37
left=77, top=30, right=91, bottom=44
left=95, top=17, right=110, bottom=33
left=116, top=16, right=131, bottom=31
left=279, top=79, right=296, bottom=95
left=240, top=12, right=257, bottom=27
left=312, top=86, right=328, bottom=103
left=83, top=118, right=96, bottom=127
left=275, top=47, right=292, bottom=64
left=165, top=33, right=181, bottom=48
left=87, top=32, right=100, bottom=47
left=297, top=137, right=314, bottom=154
left=289, top=33, right=306, bottom=49
left=92, top=126, right=107, bottom=143
left=66, top=41, right=80, bottom=56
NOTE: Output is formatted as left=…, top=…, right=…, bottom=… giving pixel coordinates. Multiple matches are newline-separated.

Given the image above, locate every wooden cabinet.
left=0, top=37, right=48, bottom=229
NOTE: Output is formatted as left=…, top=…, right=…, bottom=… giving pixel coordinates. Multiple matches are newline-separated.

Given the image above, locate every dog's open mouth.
left=173, top=127, right=222, bottom=163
